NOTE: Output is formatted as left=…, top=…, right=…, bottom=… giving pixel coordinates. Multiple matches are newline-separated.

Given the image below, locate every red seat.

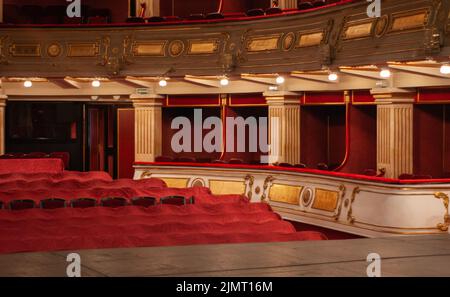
left=101, top=197, right=128, bottom=208
left=26, top=152, right=48, bottom=158
left=126, top=17, right=145, bottom=23
left=212, top=160, right=226, bottom=164
left=246, top=8, right=265, bottom=17
left=188, top=14, right=205, bottom=20
left=160, top=196, right=186, bottom=206
left=40, top=198, right=67, bottom=209
left=228, top=159, right=243, bottom=164
left=294, top=163, right=307, bottom=169
left=278, top=163, right=293, bottom=168
left=265, top=7, right=283, bottom=15
left=175, top=157, right=196, bottom=163
left=155, top=156, right=174, bottom=162
left=312, top=0, right=327, bottom=7
left=206, top=12, right=224, bottom=19
left=131, top=197, right=157, bottom=207
left=317, top=163, right=329, bottom=170
left=147, top=16, right=166, bottom=23
left=71, top=198, right=97, bottom=208
left=9, top=199, right=36, bottom=211
left=298, top=1, right=314, bottom=10
left=363, top=169, right=377, bottom=176
left=399, top=173, right=414, bottom=180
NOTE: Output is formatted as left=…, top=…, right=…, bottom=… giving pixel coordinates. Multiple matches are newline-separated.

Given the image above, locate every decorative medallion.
left=169, top=40, right=185, bottom=57
left=191, top=178, right=205, bottom=187
left=47, top=43, right=62, bottom=57
left=282, top=32, right=295, bottom=51
left=301, top=187, right=313, bottom=207
left=374, top=15, right=389, bottom=38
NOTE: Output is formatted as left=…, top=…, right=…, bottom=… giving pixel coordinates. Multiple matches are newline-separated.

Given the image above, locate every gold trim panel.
left=343, top=20, right=374, bottom=40
left=161, top=178, right=189, bottom=188
left=296, top=31, right=324, bottom=48
left=9, top=44, right=41, bottom=57
left=269, top=184, right=302, bottom=205
left=209, top=180, right=246, bottom=195
left=389, top=9, right=429, bottom=33
left=187, top=39, right=219, bottom=55
left=67, top=43, right=99, bottom=57
left=246, top=34, right=281, bottom=52
left=312, top=188, right=339, bottom=212
left=132, top=41, right=167, bottom=56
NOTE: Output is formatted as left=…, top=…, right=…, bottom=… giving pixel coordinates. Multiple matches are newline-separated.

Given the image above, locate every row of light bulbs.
left=21, top=64, right=450, bottom=88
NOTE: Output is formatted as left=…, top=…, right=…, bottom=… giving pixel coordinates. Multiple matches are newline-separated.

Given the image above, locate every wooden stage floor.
left=0, top=235, right=449, bottom=277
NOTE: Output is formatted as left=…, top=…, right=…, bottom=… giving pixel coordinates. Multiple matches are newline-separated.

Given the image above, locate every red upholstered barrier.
left=0, top=204, right=325, bottom=254
left=0, top=159, right=65, bottom=175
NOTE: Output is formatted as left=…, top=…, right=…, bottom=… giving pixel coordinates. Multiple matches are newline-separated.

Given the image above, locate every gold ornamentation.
left=282, top=32, right=295, bottom=51
left=342, top=20, right=375, bottom=40
left=245, top=175, right=255, bottom=199
left=347, top=187, right=360, bottom=224
left=140, top=170, right=152, bottom=179
left=67, top=43, right=99, bottom=57
left=209, top=180, right=246, bottom=195
left=132, top=41, right=167, bottom=56
left=312, top=188, right=340, bottom=212
left=191, top=178, right=205, bottom=187
left=187, top=39, right=220, bottom=55
left=269, top=184, right=303, bottom=205
left=47, top=43, right=62, bottom=57
left=261, top=176, right=275, bottom=203
left=296, top=31, right=324, bottom=48
left=388, top=9, right=430, bottom=33
left=246, top=34, right=281, bottom=52
left=375, top=15, right=389, bottom=37
left=169, top=40, right=185, bottom=57
left=434, top=192, right=450, bottom=231
left=333, top=184, right=347, bottom=220
left=255, top=186, right=261, bottom=195
left=9, top=44, right=41, bottom=57
left=301, top=187, right=314, bottom=207
left=161, top=178, right=189, bottom=188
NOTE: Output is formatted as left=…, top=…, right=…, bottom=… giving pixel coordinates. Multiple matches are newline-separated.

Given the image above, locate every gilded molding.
left=347, top=186, right=360, bottom=224
left=333, top=184, right=347, bottom=221
left=261, top=176, right=275, bottom=203
left=9, top=44, right=41, bottom=57
left=245, top=174, right=255, bottom=199
left=434, top=192, right=450, bottom=231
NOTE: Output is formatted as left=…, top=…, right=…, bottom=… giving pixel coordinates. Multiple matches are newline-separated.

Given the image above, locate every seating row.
left=0, top=152, right=70, bottom=169
left=0, top=196, right=195, bottom=211
left=2, top=1, right=352, bottom=25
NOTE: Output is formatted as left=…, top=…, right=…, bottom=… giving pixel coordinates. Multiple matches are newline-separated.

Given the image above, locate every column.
left=264, top=91, right=301, bottom=165
left=0, top=95, right=6, bottom=156
left=131, top=93, right=164, bottom=163
left=279, top=0, right=297, bottom=9
left=371, top=88, right=415, bottom=179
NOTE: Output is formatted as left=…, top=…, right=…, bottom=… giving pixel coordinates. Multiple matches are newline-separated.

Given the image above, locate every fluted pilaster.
left=131, top=94, right=164, bottom=163
left=265, top=91, right=301, bottom=165
left=372, top=88, right=415, bottom=179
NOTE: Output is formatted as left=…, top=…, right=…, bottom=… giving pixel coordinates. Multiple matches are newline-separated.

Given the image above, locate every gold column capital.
left=130, top=93, right=164, bottom=108
left=371, top=88, right=416, bottom=104
left=264, top=91, right=302, bottom=106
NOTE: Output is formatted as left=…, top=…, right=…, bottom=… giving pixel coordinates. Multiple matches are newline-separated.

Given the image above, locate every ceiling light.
left=113, top=95, right=121, bottom=100
left=220, top=77, right=229, bottom=86
left=379, top=69, right=391, bottom=78
left=440, top=64, right=450, bottom=74
left=91, top=95, right=99, bottom=101
left=23, top=80, right=33, bottom=88
left=91, top=80, right=101, bottom=88
left=269, top=85, right=278, bottom=91
left=276, top=75, right=285, bottom=84
left=159, top=79, right=168, bottom=87
left=328, top=72, right=338, bottom=81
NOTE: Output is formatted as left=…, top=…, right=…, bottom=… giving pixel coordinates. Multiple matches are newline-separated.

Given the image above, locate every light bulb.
left=159, top=79, right=168, bottom=87
left=91, top=80, right=101, bottom=88
left=379, top=69, right=391, bottom=78
left=23, top=80, right=33, bottom=88
left=328, top=73, right=338, bottom=81
left=276, top=76, right=285, bottom=84
left=440, top=64, right=450, bottom=74
left=220, top=77, right=229, bottom=86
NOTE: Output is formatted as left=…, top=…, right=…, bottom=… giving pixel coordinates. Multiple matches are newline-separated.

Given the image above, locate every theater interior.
left=0, top=0, right=450, bottom=278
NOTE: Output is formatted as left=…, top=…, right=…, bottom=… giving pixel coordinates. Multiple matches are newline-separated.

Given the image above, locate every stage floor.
left=0, top=235, right=449, bottom=277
